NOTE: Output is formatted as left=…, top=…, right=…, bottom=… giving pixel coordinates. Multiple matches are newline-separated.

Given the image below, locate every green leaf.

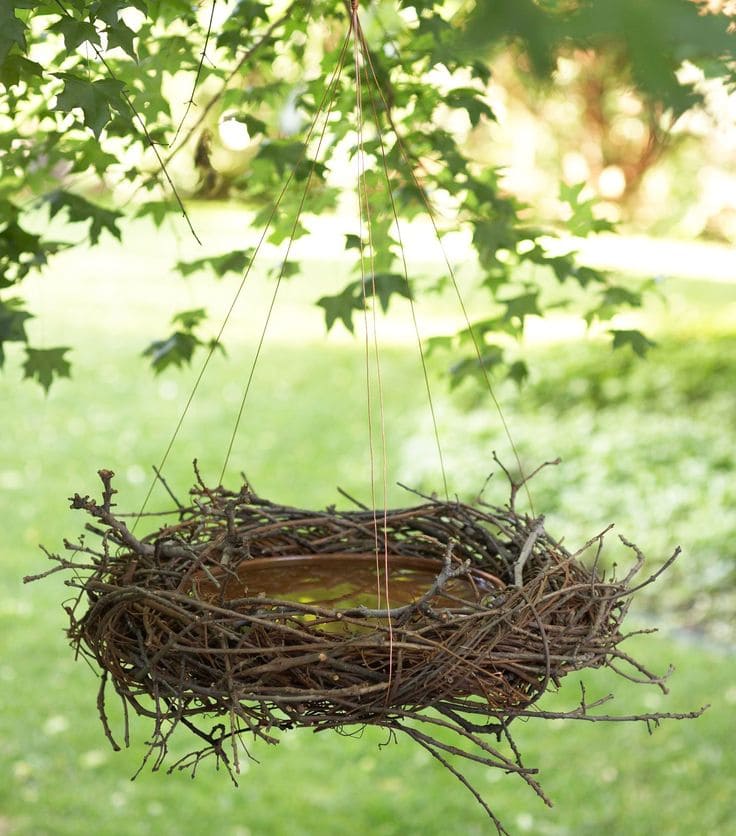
left=1, top=0, right=724, bottom=394
left=0, top=6, right=27, bottom=65
left=143, top=332, right=201, bottom=374
left=46, top=191, right=122, bottom=245
left=525, top=247, right=577, bottom=283
left=219, top=0, right=270, bottom=38
left=0, top=298, right=32, bottom=364
left=92, top=0, right=138, bottom=26
left=0, top=53, right=43, bottom=88
left=449, top=346, right=505, bottom=388
left=64, top=136, right=119, bottom=176
left=143, top=305, right=221, bottom=373
left=573, top=266, right=608, bottom=288
left=444, top=87, right=495, bottom=127
left=502, top=291, right=541, bottom=322
left=106, top=21, right=138, bottom=60
left=481, top=270, right=510, bottom=296
left=559, top=182, right=585, bottom=205
left=317, top=285, right=362, bottom=333
left=171, top=308, right=207, bottom=330
left=470, top=60, right=492, bottom=85
left=424, top=334, right=454, bottom=357
left=269, top=260, right=300, bottom=280
left=267, top=216, right=308, bottom=246
left=22, top=346, right=72, bottom=392
left=462, top=0, right=734, bottom=113
left=223, top=112, right=267, bottom=138
left=341, top=251, right=414, bottom=323
left=50, top=17, right=100, bottom=52
left=507, top=360, right=529, bottom=387
left=567, top=0, right=733, bottom=115
left=345, top=234, right=363, bottom=251
left=135, top=200, right=175, bottom=228
left=0, top=216, right=66, bottom=285
left=586, top=283, right=646, bottom=325
left=0, top=220, right=42, bottom=262
left=461, top=0, right=558, bottom=76
left=54, top=74, right=127, bottom=139
left=364, top=273, right=412, bottom=313
left=472, top=219, right=519, bottom=264
left=254, top=140, right=306, bottom=175
left=602, top=286, right=642, bottom=307
left=459, top=317, right=519, bottom=343
left=176, top=249, right=253, bottom=278
left=560, top=182, right=616, bottom=237
left=610, top=329, right=656, bottom=357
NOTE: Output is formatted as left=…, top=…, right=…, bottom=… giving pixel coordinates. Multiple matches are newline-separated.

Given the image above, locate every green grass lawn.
left=2, top=212, right=735, bottom=834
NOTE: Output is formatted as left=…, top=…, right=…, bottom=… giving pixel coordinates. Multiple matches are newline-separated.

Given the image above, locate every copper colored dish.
left=192, top=552, right=504, bottom=611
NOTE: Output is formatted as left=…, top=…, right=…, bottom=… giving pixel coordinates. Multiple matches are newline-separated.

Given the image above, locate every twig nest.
left=67, top=478, right=620, bottom=711
left=25, top=469, right=702, bottom=835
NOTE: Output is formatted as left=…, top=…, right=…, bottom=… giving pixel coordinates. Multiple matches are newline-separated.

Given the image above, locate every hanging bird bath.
left=25, top=466, right=703, bottom=836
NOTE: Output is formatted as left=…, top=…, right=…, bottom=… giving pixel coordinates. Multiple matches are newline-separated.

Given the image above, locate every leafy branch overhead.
left=1, top=0, right=733, bottom=389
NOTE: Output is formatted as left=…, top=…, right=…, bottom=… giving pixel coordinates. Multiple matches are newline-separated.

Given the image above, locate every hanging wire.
left=351, top=1, right=392, bottom=637
left=133, top=21, right=352, bottom=528
left=353, top=31, right=380, bottom=597
left=217, top=28, right=354, bottom=483
left=355, top=24, right=534, bottom=513
left=356, top=20, right=449, bottom=502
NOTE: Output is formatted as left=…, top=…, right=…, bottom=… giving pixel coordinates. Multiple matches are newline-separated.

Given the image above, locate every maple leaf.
left=54, top=74, right=127, bottom=139
left=46, top=191, right=122, bottom=245
left=22, top=347, right=72, bottom=393
left=0, top=6, right=26, bottom=65
left=317, top=286, right=363, bottom=332
left=610, top=330, right=657, bottom=358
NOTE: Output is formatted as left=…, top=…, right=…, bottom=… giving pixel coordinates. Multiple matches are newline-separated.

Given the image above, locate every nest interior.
left=26, top=468, right=702, bottom=834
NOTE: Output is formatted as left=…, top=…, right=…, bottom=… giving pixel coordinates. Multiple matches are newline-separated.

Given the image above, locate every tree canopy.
left=1, top=0, right=733, bottom=390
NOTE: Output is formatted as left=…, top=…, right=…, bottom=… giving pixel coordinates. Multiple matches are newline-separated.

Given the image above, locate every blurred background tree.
left=465, top=0, right=736, bottom=238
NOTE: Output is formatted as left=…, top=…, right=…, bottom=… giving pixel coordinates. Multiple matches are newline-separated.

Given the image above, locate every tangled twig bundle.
left=26, top=467, right=705, bottom=834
